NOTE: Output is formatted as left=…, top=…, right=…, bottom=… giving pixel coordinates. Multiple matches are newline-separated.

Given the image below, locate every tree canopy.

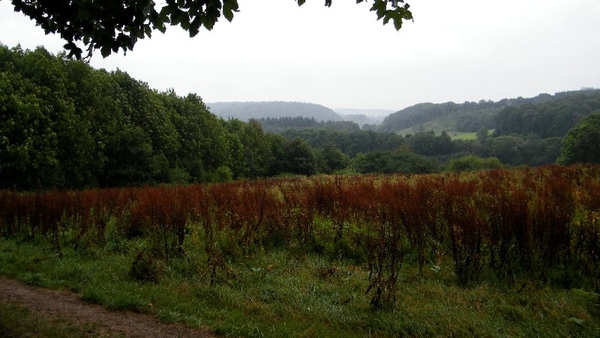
left=493, top=90, right=600, bottom=138
left=10, top=0, right=413, bottom=59
left=557, top=113, right=600, bottom=165
left=6, top=45, right=599, bottom=190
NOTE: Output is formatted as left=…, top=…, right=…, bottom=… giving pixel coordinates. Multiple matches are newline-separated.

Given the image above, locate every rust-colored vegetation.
left=2, top=164, right=599, bottom=307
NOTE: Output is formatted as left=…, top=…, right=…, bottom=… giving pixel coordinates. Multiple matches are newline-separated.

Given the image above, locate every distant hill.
left=339, top=114, right=375, bottom=126
left=207, top=101, right=343, bottom=122
left=334, top=108, right=395, bottom=126
left=379, top=89, right=600, bottom=134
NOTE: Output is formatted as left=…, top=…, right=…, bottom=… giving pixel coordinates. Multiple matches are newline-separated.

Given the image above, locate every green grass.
left=1, top=228, right=598, bottom=337
left=448, top=131, right=477, bottom=140
left=397, top=129, right=496, bottom=141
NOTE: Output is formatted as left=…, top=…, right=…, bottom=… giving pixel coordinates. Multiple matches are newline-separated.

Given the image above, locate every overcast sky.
left=1, top=0, right=599, bottom=112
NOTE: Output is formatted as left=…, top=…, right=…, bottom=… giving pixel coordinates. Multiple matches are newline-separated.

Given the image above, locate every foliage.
left=282, top=138, right=319, bottom=176
left=351, top=148, right=438, bottom=174
left=4, top=165, right=599, bottom=291
left=463, top=134, right=562, bottom=167
left=2, top=165, right=600, bottom=336
left=10, top=0, right=412, bottom=59
left=446, top=155, right=503, bottom=172
left=257, top=116, right=360, bottom=133
left=380, top=90, right=600, bottom=135
left=281, top=129, right=405, bottom=158
left=494, top=89, right=600, bottom=138
left=0, top=45, right=245, bottom=189
left=317, top=143, right=349, bottom=174
left=487, top=135, right=526, bottom=165
left=2, top=45, right=598, bottom=190
left=406, top=131, right=454, bottom=156
left=223, top=119, right=274, bottom=178
left=557, top=113, right=600, bottom=165
left=381, top=100, right=503, bottom=133
left=476, top=127, right=489, bottom=143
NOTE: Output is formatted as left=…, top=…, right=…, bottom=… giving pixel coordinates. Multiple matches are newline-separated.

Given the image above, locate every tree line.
left=379, top=90, right=600, bottom=134
left=256, top=116, right=360, bottom=133
left=0, top=45, right=379, bottom=189
left=0, top=45, right=281, bottom=189
left=493, top=90, right=600, bottom=138
left=2, top=45, right=599, bottom=191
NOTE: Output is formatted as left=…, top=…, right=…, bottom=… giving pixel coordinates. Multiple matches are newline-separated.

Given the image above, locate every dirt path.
left=0, top=276, right=213, bottom=337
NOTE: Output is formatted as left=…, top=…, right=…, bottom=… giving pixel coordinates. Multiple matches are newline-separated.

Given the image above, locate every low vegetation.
left=1, top=165, right=599, bottom=336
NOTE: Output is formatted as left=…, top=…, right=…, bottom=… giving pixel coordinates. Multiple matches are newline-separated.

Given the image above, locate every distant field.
left=448, top=131, right=477, bottom=140
left=448, top=130, right=495, bottom=140
left=398, top=130, right=494, bottom=141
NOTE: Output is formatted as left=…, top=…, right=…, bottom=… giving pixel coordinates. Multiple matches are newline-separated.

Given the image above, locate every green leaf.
left=181, top=17, right=190, bottom=30
left=402, top=4, right=413, bottom=20
left=223, top=0, right=240, bottom=18
left=370, top=1, right=387, bottom=20
left=189, top=17, right=201, bottom=37
left=159, top=5, right=173, bottom=19
left=393, top=17, right=403, bottom=30
left=144, top=25, right=152, bottom=38
left=383, top=12, right=393, bottom=25
left=149, top=9, right=167, bottom=33
left=100, top=45, right=111, bottom=58
left=223, top=2, right=234, bottom=22
left=171, top=9, right=190, bottom=28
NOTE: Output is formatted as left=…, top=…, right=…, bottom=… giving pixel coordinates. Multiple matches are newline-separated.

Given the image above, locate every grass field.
left=397, top=129, right=495, bottom=141
left=0, top=238, right=598, bottom=337
left=0, top=166, right=599, bottom=337
left=448, top=131, right=477, bottom=140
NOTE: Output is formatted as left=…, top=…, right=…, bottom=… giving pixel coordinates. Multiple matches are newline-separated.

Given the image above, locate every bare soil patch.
left=0, top=276, right=213, bottom=337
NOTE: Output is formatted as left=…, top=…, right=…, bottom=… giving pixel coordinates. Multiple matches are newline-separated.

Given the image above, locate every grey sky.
left=1, top=0, right=599, bottom=111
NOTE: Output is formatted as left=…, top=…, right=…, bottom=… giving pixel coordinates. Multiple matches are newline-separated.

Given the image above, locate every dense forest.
left=0, top=45, right=274, bottom=189
left=380, top=90, right=600, bottom=134
left=493, top=92, right=600, bottom=138
left=1, top=45, right=600, bottom=191
left=380, top=100, right=510, bottom=133
left=257, top=116, right=360, bottom=133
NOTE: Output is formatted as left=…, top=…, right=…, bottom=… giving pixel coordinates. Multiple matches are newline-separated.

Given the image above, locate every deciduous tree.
left=557, top=113, right=600, bottom=165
